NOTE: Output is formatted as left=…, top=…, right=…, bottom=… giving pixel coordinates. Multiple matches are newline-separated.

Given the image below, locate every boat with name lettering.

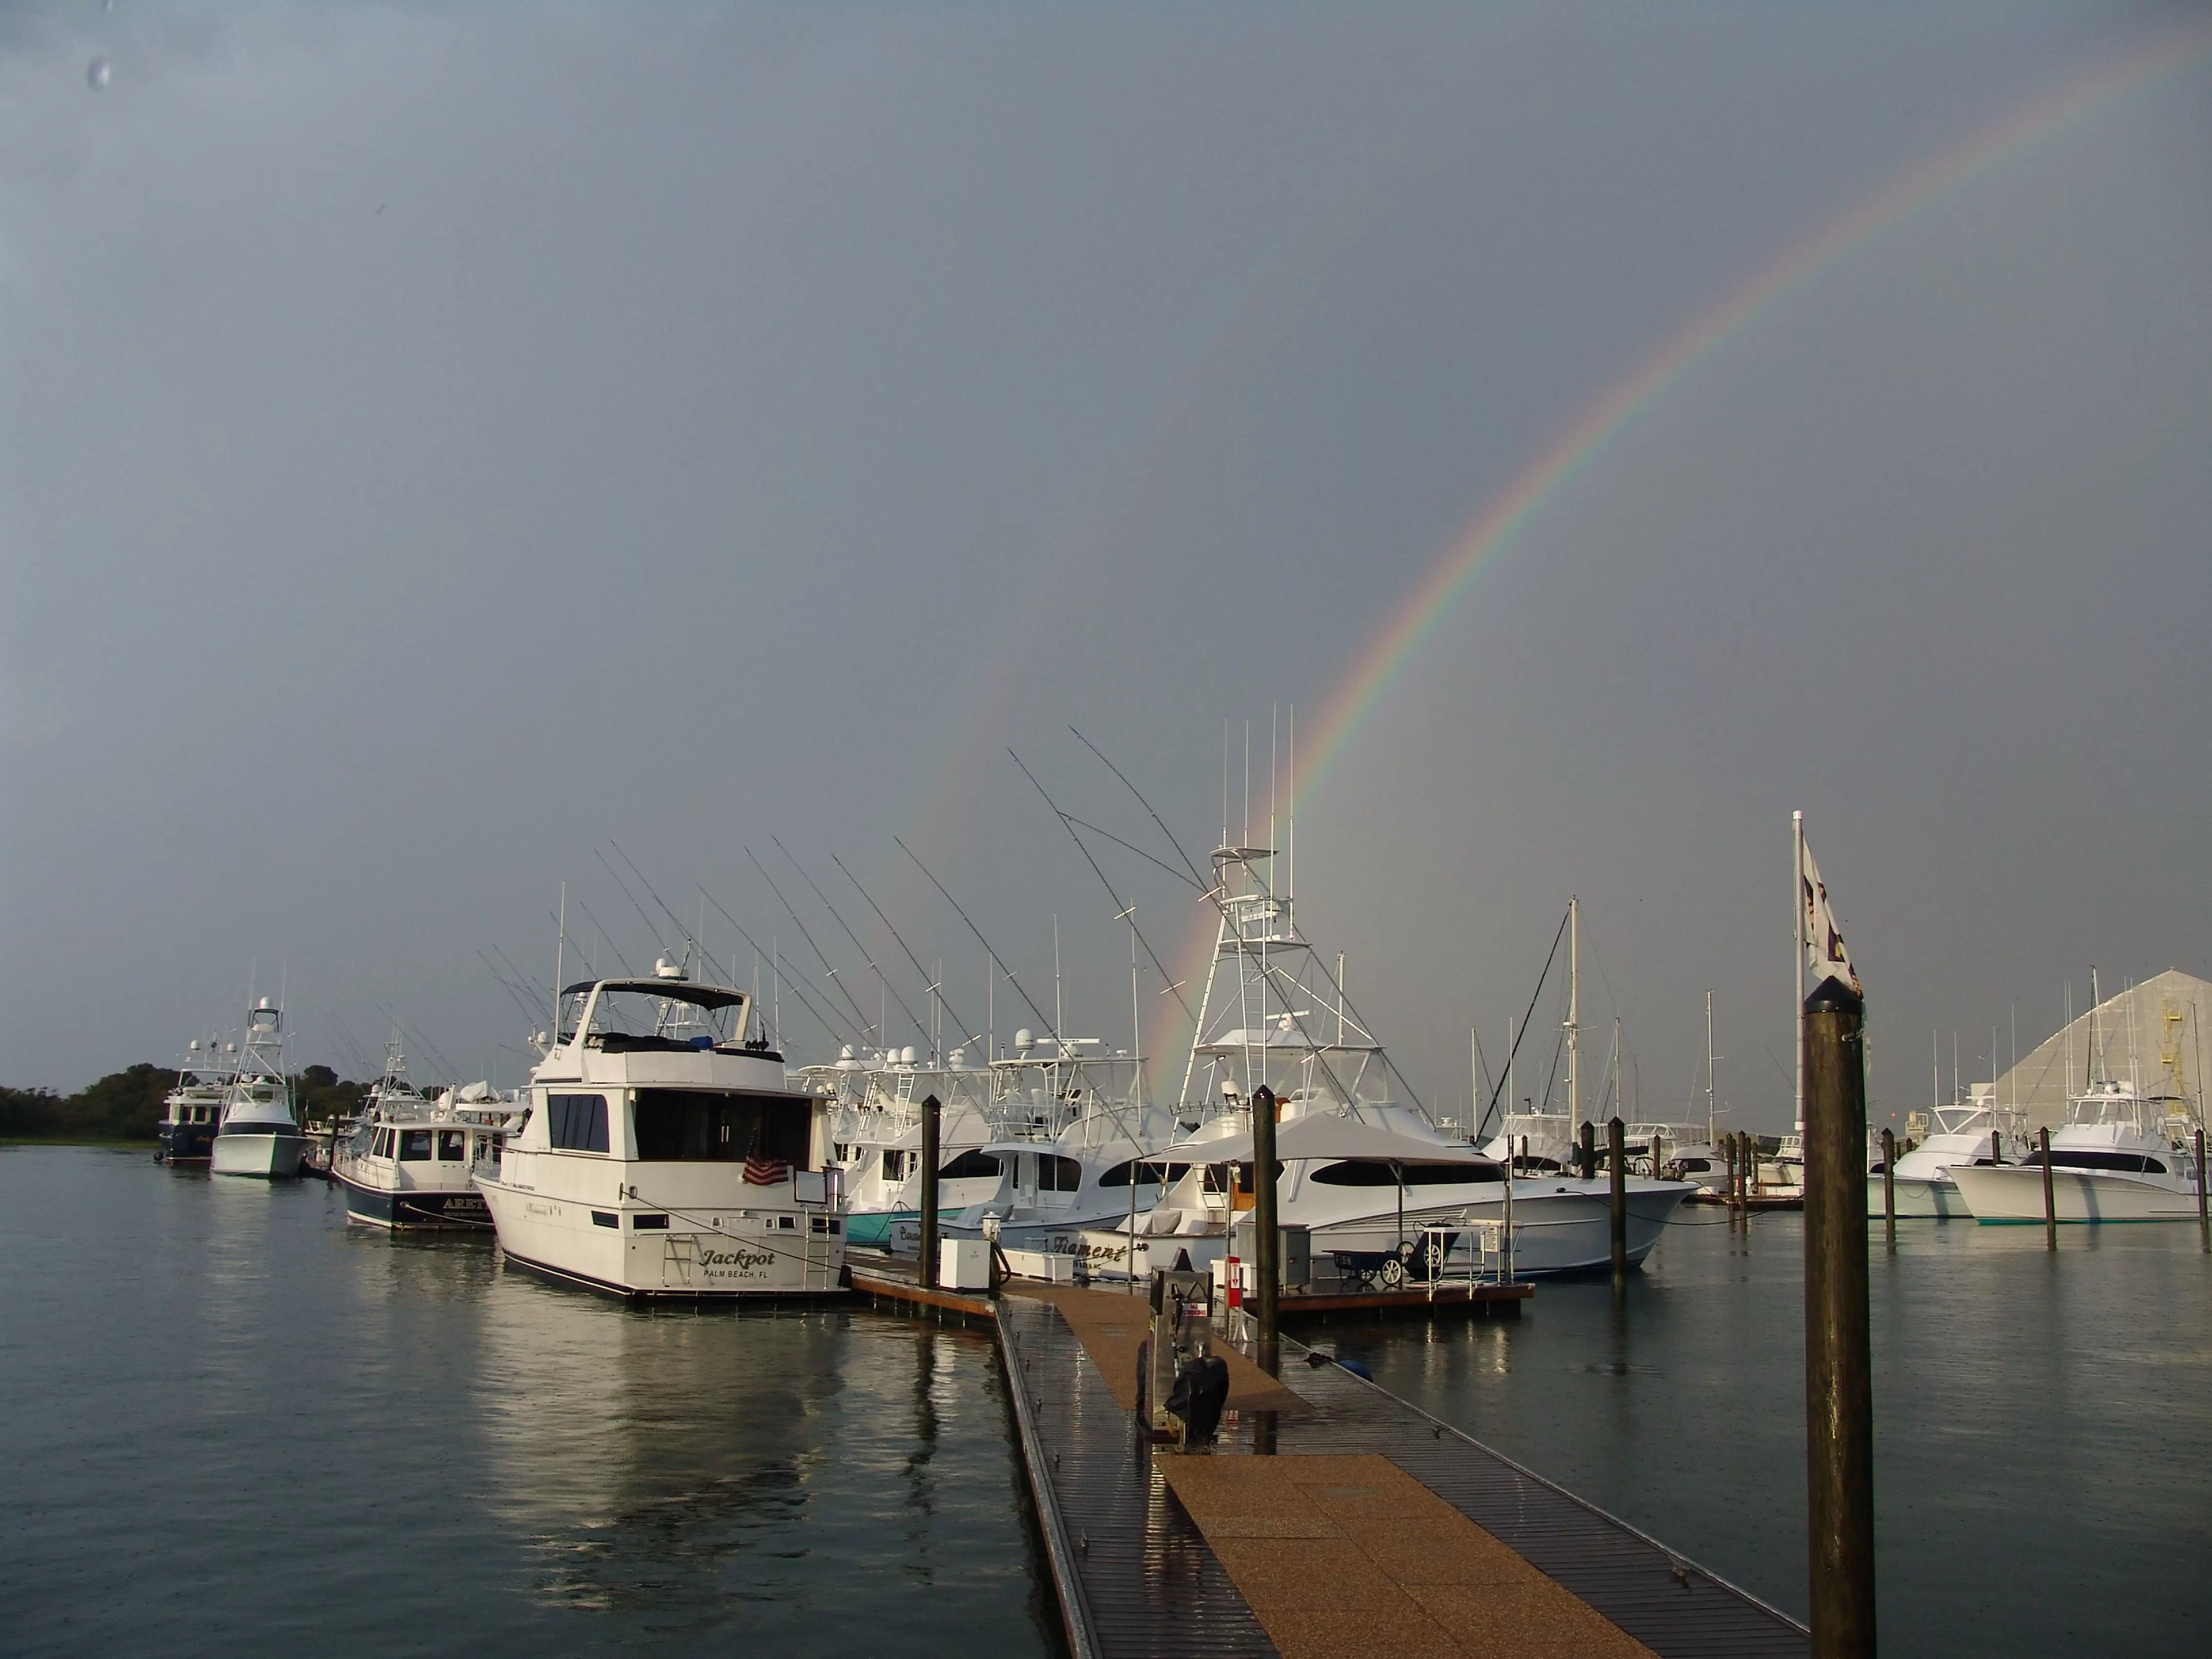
left=476, top=961, right=847, bottom=1298
left=332, top=1040, right=514, bottom=1229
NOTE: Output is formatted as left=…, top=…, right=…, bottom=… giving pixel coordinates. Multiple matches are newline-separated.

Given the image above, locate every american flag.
left=743, top=1153, right=790, bottom=1187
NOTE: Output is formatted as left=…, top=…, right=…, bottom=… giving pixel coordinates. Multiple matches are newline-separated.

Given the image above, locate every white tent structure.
left=1979, top=969, right=2212, bottom=1134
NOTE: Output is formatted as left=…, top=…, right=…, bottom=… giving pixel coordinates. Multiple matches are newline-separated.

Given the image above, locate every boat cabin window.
left=881, top=1149, right=910, bottom=1182
left=437, top=1130, right=466, bottom=1161
left=1309, top=1160, right=1501, bottom=1187
left=548, top=1093, right=612, bottom=1153
left=372, top=1128, right=392, bottom=1158
left=1040, top=1154, right=1083, bottom=1192
left=1099, top=1160, right=1190, bottom=1187
left=2028, top=1148, right=2167, bottom=1174
left=630, top=1089, right=810, bottom=1165
left=400, top=1130, right=435, bottom=1161
left=939, top=1149, right=1004, bottom=1180
left=1677, top=1158, right=1711, bottom=1173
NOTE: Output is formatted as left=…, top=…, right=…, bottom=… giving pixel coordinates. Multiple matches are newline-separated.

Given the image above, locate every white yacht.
left=211, top=1000, right=307, bottom=1178
left=477, top=964, right=846, bottom=1298
left=1949, top=1077, right=2204, bottom=1224
left=157, top=1036, right=235, bottom=1166
left=1866, top=1089, right=2011, bottom=1219
left=332, top=1042, right=512, bottom=1230
left=1062, top=847, right=1693, bottom=1282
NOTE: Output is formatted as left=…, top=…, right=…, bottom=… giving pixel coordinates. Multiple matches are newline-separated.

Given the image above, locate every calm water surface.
left=1323, top=1203, right=2212, bottom=1657
left=0, top=1149, right=1055, bottom=1659
left=7, top=1150, right=2207, bottom=1656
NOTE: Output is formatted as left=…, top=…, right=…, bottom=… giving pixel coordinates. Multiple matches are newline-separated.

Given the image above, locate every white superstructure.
left=477, top=965, right=845, bottom=1298
left=211, top=1000, right=306, bottom=1178
left=1949, top=1077, right=2205, bottom=1224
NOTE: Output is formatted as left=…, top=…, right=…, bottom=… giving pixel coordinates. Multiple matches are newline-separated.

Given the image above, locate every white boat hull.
left=478, top=1177, right=844, bottom=1298
left=1948, top=1164, right=2203, bottom=1224
left=211, top=1131, right=304, bottom=1178
left=1865, top=1174, right=1971, bottom=1219
left=1040, top=1183, right=1690, bottom=1283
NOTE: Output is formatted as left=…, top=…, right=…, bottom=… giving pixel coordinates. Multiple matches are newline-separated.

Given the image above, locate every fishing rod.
left=1008, top=749, right=1195, bottom=1026
left=569, top=898, right=634, bottom=977
left=1068, top=725, right=1209, bottom=889
left=478, top=950, right=548, bottom=1034
left=772, top=835, right=932, bottom=1052
left=490, top=943, right=549, bottom=1007
left=595, top=848, right=688, bottom=972
left=695, top=882, right=853, bottom=1050
left=893, top=834, right=1064, bottom=1050
left=608, top=841, right=738, bottom=985
left=829, top=851, right=975, bottom=1047
left=746, top=847, right=878, bottom=1040
left=1474, top=903, right=1575, bottom=1142
left=1060, top=810, right=1205, bottom=891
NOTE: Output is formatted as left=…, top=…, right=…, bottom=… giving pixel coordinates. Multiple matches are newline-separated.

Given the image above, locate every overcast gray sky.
left=4, top=3, right=2209, bottom=1132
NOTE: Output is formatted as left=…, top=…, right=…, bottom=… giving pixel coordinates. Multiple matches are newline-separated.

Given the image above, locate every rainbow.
left=1152, top=25, right=2211, bottom=1096
left=1295, top=24, right=2212, bottom=802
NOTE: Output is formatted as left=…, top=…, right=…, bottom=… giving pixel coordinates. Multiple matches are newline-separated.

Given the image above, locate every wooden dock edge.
left=995, top=1299, right=1102, bottom=1659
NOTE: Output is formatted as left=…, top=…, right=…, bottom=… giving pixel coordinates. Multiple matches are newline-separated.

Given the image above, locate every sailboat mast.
left=1706, top=989, right=1716, bottom=1148
left=1793, top=809, right=1805, bottom=1135
left=1567, top=896, right=1580, bottom=1132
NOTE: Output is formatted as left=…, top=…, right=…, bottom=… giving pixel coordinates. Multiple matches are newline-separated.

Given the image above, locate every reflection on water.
left=0, top=1150, right=1053, bottom=1659
left=1327, top=1210, right=2212, bottom=1658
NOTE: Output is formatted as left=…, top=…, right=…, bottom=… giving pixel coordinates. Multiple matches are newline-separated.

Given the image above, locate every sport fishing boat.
left=157, top=1036, right=235, bottom=1166
left=1865, top=1086, right=2012, bottom=1219
left=332, top=1041, right=512, bottom=1229
left=1949, top=1077, right=2205, bottom=1224
left=1061, top=846, right=1693, bottom=1282
left=810, top=1045, right=1009, bottom=1248
left=211, top=1000, right=307, bottom=1178
left=477, top=962, right=846, bottom=1298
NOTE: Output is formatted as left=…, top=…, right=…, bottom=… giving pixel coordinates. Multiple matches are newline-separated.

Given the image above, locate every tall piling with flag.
left=919, top=1093, right=942, bottom=1290
left=1797, top=816, right=1874, bottom=1659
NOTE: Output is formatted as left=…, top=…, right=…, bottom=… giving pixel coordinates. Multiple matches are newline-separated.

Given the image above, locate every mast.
left=1706, top=990, right=1716, bottom=1148
left=1793, top=809, right=1805, bottom=1135
left=554, top=884, right=567, bottom=1045
left=1508, top=1013, right=1516, bottom=1154
left=1567, top=895, right=1580, bottom=1132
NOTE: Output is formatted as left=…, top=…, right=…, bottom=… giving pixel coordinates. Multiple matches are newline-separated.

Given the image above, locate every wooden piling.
left=919, top=1093, right=942, bottom=1289
left=1608, top=1116, right=1628, bottom=1283
left=1803, top=978, right=1876, bottom=1659
left=1880, top=1128, right=1895, bottom=1251
left=2196, top=1128, right=2207, bottom=1255
left=1252, top=1084, right=1280, bottom=1368
left=1580, top=1119, right=1597, bottom=1183
left=2040, top=1125, right=2056, bottom=1252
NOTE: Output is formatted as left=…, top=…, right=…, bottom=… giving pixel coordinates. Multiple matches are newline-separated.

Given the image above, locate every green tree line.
left=1, top=1065, right=369, bottom=1142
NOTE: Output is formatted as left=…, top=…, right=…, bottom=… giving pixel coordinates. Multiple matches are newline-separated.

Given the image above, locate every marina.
left=7, top=1144, right=2209, bottom=1657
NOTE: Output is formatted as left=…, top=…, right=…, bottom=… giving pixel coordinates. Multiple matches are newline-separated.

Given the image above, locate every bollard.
left=1251, top=1084, right=1280, bottom=1372
left=2041, top=1126, right=2056, bottom=1252
left=1608, top=1116, right=1628, bottom=1284
left=1803, top=976, right=1876, bottom=1659
left=1881, top=1128, right=1895, bottom=1250
left=2197, top=1128, right=2209, bottom=1255
left=918, top=1093, right=942, bottom=1289
left=1580, top=1119, right=1597, bottom=1183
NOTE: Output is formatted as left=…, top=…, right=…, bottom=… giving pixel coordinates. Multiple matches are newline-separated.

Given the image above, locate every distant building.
left=1979, top=969, right=2211, bottom=1133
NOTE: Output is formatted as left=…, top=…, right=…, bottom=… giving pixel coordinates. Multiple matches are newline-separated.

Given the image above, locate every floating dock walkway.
left=852, top=1261, right=1808, bottom=1657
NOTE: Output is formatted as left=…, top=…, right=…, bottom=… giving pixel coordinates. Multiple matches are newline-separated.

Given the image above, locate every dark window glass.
left=880, top=1149, right=908, bottom=1182
left=631, top=1089, right=810, bottom=1165
left=1309, top=1159, right=1500, bottom=1187
left=1678, top=1158, right=1711, bottom=1173
left=548, top=1094, right=611, bottom=1153
left=2031, top=1148, right=2164, bottom=1174
left=939, top=1149, right=1004, bottom=1181
left=400, top=1130, right=435, bottom=1161
left=373, top=1128, right=392, bottom=1158
left=591, top=1210, right=618, bottom=1228
left=1041, top=1154, right=1083, bottom=1192
left=633, top=1213, right=669, bottom=1230
left=437, top=1131, right=466, bottom=1161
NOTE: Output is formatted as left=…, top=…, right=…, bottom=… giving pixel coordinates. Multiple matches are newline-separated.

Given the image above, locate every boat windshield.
left=571, top=985, right=747, bottom=1052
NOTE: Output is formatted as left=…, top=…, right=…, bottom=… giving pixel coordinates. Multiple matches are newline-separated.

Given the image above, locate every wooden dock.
left=852, top=1260, right=1808, bottom=1657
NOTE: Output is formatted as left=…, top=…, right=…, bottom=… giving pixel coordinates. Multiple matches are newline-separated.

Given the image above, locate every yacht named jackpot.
left=478, top=964, right=847, bottom=1298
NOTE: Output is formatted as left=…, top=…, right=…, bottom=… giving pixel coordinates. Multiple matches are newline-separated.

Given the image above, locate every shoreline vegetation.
left=0, top=1065, right=369, bottom=1145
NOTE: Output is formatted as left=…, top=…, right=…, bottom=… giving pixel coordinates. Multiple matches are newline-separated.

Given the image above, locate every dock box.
left=939, top=1238, right=993, bottom=1291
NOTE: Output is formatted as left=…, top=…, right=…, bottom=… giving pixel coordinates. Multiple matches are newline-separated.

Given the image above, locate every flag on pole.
left=1800, top=839, right=1861, bottom=996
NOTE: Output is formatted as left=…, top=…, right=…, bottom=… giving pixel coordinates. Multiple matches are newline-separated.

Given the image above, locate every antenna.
left=554, top=884, right=566, bottom=1043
